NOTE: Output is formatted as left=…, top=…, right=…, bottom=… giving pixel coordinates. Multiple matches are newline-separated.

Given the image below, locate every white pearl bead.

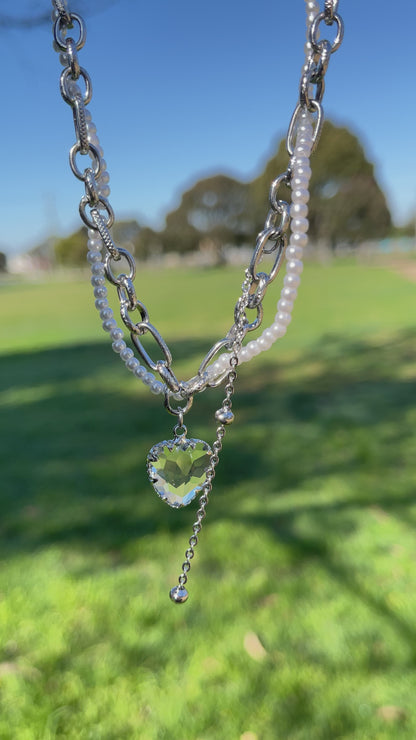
left=219, top=353, right=230, bottom=368
left=94, top=286, right=107, bottom=299
left=99, top=307, right=113, bottom=320
left=91, top=262, right=105, bottom=275
left=286, top=245, right=303, bottom=260
left=87, top=250, right=101, bottom=263
left=297, top=134, right=313, bottom=146
left=290, top=232, right=308, bottom=248
left=212, top=361, right=222, bottom=376
left=120, top=347, right=134, bottom=362
left=151, top=380, right=164, bottom=395
left=90, top=275, right=105, bottom=287
left=281, top=286, right=298, bottom=301
left=98, top=185, right=111, bottom=198
left=278, top=298, right=294, bottom=313
left=290, top=203, right=308, bottom=219
left=292, top=189, right=310, bottom=205
left=291, top=218, right=309, bottom=234
left=110, top=327, right=124, bottom=341
left=275, top=311, right=292, bottom=326
left=102, top=318, right=117, bottom=332
left=258, top=336, right=273, bottom=351
left=294, top=165, right=312, bottom=179
left=294, top=143, right=312, bottom=158
left=239, top=347, right=250, bottom=363
left=95, top=298, right=109, bottom=311
left=284, top=274, right=301, bottom=289
left=246, top=341, right=261, bottom=357
left=294, top=156, right=309, bottom=168
left=100, top=171, right=110, bottom=184
left=112, top=339, right=126, bottom=354
left=263, top=328, right=276, bottom=345
left=143, top=372, right=155, bottom=386
left=270, top=322, right=287, bottom=338
left=287, top=259, right=304, bottom=275
left=134, top=365, right=147, bottom=379
left=291, top=176, right=309, bottom=190
left=126, top=357, right=140, bottom=372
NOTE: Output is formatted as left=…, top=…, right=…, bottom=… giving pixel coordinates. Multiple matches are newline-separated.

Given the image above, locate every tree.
left=54, top=219, right=142, bottom=265
left=161, top=175, right=255, bottom=260
left=54, top=227, right=87, bottom=266
left=251, top=121, right=392, bottom=248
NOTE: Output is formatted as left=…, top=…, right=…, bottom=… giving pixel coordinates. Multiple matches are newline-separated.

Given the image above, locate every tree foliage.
left=161, top=174, right=255, bottom=259
left=54, top=220, right=142, bottom=266
left=252, top=121, right=392, bottom=248
left=54, top=228, right=87, bottom=266
left=50, top=122, right=393, bottom=263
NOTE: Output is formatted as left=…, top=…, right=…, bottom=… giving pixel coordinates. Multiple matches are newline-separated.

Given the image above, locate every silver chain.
left=170, top=273, right=251, bottom=602
left=287, top=0, right=344, bottom=156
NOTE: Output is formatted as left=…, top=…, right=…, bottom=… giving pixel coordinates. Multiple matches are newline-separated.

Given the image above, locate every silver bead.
left=169, top=586, right=189, bottom=604
left=215, top=408, right=235, bottom=425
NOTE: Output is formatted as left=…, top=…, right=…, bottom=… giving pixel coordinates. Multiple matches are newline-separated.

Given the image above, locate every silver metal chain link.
left=286, top=0, right=344, bottom=157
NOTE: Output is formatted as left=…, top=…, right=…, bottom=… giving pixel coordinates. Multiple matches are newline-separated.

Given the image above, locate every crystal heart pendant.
left=147, top=437, right=212, bottom=508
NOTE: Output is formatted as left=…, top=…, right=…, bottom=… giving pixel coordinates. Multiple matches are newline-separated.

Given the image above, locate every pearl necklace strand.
left=86, top=108, right=313, bottom=395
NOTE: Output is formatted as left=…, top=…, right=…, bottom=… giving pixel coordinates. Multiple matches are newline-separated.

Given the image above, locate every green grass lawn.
left=0, top=260, right=415, bottom=739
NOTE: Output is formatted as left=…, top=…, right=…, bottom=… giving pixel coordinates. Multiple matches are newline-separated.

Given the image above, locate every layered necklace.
left=51, top=0, right=344, bottom=603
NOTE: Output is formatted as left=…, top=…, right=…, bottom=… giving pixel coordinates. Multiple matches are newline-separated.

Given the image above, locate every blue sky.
left=1, top=0, right=415, bottom=255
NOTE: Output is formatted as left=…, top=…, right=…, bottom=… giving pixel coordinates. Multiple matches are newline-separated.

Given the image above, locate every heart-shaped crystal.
left=147, top=438, right=212, bottom=508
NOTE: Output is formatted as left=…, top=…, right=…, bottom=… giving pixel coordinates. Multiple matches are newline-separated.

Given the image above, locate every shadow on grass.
left=1, top=329, right=416, bottom=653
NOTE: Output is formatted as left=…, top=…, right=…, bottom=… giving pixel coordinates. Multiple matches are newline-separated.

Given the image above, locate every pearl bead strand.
left=85, top=117, right=164, bottom=396
left=207, top=0, right=317, bottom=380
left=207, top=108, right=313, bottom=380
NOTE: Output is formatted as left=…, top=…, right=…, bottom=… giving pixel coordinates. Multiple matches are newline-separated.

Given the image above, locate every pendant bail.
left=164, top=388, right=193, bottom=417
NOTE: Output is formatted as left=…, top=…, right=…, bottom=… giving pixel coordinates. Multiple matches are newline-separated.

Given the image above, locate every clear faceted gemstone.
left=147, top=438, right=212, bottom=508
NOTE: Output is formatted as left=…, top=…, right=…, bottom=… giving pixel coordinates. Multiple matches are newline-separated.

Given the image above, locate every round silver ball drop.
left=215, top=408, right=234, bottom=425
left=169, top=586, right=189, bottom=603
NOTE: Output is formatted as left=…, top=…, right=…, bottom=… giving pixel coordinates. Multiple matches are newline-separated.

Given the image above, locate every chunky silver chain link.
left=287, top=0, right=344, bottom=156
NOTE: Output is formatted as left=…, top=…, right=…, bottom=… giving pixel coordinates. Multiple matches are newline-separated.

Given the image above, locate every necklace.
left=51, top=0, right=344, bottom=603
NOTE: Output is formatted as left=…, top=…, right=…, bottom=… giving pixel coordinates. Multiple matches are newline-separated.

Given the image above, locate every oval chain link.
left=286, top=4, right=344, bottom=156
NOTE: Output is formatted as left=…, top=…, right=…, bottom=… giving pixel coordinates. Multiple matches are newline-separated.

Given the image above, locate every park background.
left=1, top=1, right=416, bottom=738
